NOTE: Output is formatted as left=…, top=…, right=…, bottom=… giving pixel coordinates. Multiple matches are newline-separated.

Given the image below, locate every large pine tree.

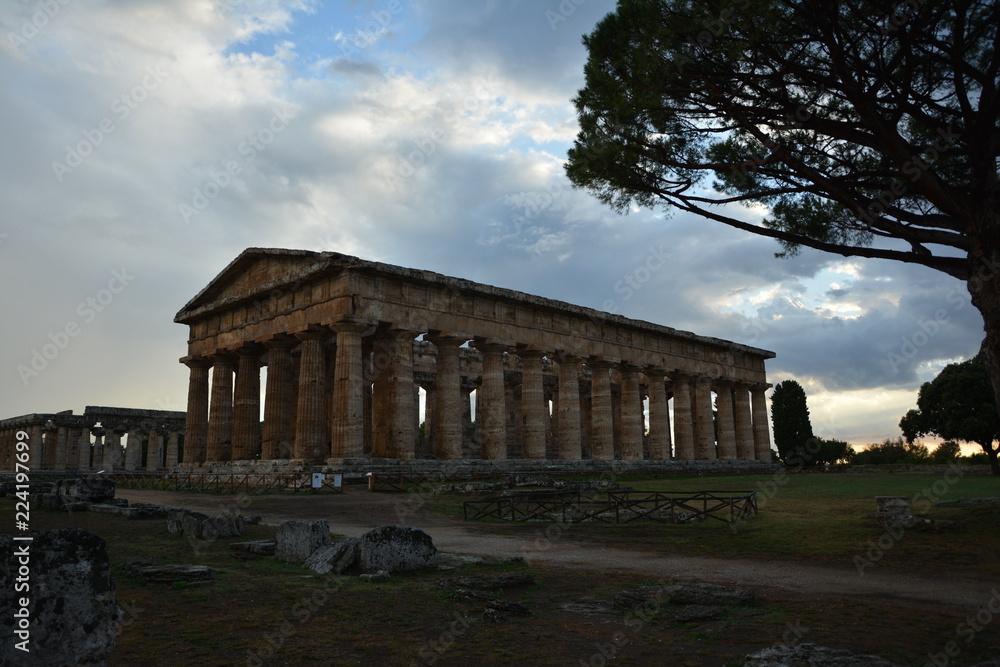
left=771, top=380, right=815, bottom=463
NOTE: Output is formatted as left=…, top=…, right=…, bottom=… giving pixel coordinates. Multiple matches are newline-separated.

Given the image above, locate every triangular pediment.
left=175, top=248, right=327, bottom=322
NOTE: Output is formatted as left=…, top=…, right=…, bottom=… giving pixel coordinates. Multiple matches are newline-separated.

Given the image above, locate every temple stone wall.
left=173, top=248, right=775, bottom=466
left=0, top=407, right=185, bottom=472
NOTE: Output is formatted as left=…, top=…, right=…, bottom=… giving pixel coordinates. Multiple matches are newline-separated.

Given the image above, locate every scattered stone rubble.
left=871, top=496, right=961, bottom=532
left=743, top=643, right=899, bottom=666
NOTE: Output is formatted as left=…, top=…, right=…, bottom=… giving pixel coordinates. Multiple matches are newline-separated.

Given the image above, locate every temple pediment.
left=175, top=248, right=327, bottom=322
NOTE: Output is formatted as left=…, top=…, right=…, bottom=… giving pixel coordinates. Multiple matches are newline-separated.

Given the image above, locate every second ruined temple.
left=174, top=248, right=775, bottom=467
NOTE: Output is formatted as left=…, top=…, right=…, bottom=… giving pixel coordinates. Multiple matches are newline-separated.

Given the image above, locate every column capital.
left=425, top=331, right=470, bottom=347
left=235, top=342, right=265, bottom=356
left=554, top=351, right=584, bottom=365
left=644, top=365, right=668, bottom=379
left=293, top=326, right=332, bottom=342
left=670, top=370, right=695, bottom=382
left=209, top=350, right=238, bottom=363
left=619, top=362, right=643, bottom=375
left=330, top=318, right=373, bottom=335
left=472, top=338, right=514, bottom=353
left=181, top=355, right=213, bottom=369
left=587, top=356, right=620, bottom=369
left=260, top=334, right=297, bottom=349
left=753, top=382, right=773, bottom=392
left=383, top=326, right=423, bottom=341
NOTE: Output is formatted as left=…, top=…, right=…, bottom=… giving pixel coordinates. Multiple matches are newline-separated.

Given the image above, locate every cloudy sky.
left=0, top=0, right=985, bottom=450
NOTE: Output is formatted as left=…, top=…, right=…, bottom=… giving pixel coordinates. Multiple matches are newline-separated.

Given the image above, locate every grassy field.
left=422, top=470, right=1000, bottom=576
left=5, top=470, right=1000, bottom=666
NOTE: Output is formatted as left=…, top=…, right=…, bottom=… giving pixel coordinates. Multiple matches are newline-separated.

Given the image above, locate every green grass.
left=422, top=470, right=1000, bottom=575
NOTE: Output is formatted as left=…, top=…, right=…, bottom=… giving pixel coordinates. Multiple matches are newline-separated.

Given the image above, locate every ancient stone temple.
left=175, top=248, right=775, bottom=467
left=0, top=407, right=186, bottom=472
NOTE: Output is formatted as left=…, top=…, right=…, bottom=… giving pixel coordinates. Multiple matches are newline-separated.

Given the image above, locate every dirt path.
left=119, top=488, right=995, bottom=609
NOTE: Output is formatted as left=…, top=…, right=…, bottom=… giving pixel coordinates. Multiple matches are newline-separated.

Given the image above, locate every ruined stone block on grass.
left=274, top=519, right=331, bottom=563
left=359, top=525, right=437, bottom=574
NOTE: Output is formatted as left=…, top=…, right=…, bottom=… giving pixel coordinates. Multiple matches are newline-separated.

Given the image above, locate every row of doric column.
left=0, top=419, right=183, bottom=471
left=182, top=321, right=772, bottom=465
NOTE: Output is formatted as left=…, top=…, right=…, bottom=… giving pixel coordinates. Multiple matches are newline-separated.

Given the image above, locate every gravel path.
left=118, top=487, right=995, bottom=609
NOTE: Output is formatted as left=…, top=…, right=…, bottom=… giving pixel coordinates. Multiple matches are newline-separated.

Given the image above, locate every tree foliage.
left=568, top=0, right=996, bottom=277
left=770, top=380, right=814, bottom=462
left=900, top=355, right=1000, bottom=474
left=567, top=0, right=1000, bottom=421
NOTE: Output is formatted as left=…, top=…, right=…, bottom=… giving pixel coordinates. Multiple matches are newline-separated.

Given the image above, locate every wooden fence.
left=463, top=489, right=758, bottom=525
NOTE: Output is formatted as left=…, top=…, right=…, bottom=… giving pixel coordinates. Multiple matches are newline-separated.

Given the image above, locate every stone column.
left=556, top=354, right=583, bottom=460
left=261, top=337, right=295, bottom=460
left=206, top=352, right=236, bottom=462
left=752, top=383, right=773, bottom=461
left=619, top=365, right=644, bottom=460
left=166, top=430, right=180, bottom=467
left=385, top=329, right=419, bottom=459
left=91, top=427, right=105, bottom=471
left=124, top=427, right=144, bottom=471
left=66, top=427, right=82, bottom=471
left=646, top=369, right=672, bottom=460
left=293, top=328, right=330, bottom=462
left=330, top=321, right=368, bottom=459
left=54, top=425, right=68, bottom=471
left=587, top=359, right=614, bottom=460
left=103, top=427, right=123, bottom=470
left=474, top=341, right=509, bottom=459
left=28, top=424, right=43, bottom=471
left=715, top=381, right=738, bottom=460
left=145, top=430, right=163, bottom=469
left=427, top=333, right=466, bottom=460
left=519, top=349, right=548, bottom=460
left=232, top=344, right=264, bottom=461
left=734, top=383, right=755, bottom=460
left=182, top=356, right=212, bottom=464
left=671, top=373, right=695, bottom=460
left=694, top=376, right=717, bottom=460
left=79, top=427, right=93, bottom=470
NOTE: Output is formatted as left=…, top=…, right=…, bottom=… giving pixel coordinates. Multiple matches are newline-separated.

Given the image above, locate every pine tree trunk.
left=967, top=238, right=1000, bottom=476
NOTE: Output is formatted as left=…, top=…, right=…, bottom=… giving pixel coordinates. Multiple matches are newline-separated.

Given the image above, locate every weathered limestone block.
left=874, top=496, right=911, bottom=526
left=744, top=643, right=899, bottom=666
left=275, top=519, right=331, bottom=563
left=0, top=528, right=120, bottom=667
left=134, top=564, right=214, bottom=583
left=230, top=541, right=276, bottom=556
left=359, top=525, right=437, bottom=573
left=303, top=538, right=360, bottom=575
left=55, top=478, right=116, bottom=502
left=167, top=510, right=244, bottom=540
